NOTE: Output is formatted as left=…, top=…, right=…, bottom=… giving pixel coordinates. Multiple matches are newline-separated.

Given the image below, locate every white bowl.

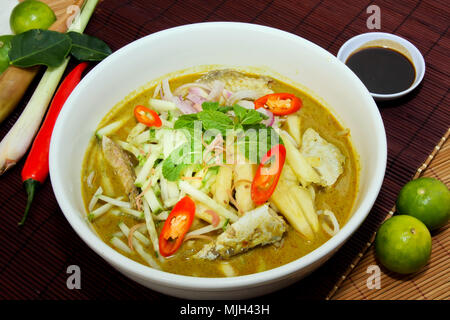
left=49, top=22, right=387, bottom=299
left=337, top=32, right=425, bottom=101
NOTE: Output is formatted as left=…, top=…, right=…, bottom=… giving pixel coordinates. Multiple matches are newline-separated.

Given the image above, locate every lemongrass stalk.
left=0, top=0, right=99, bottom=174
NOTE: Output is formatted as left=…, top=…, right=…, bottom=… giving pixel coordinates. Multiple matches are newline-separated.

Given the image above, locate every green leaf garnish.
left=9, top=29, right=71, bottom=68
left=67, top=31, right=112, bottom=61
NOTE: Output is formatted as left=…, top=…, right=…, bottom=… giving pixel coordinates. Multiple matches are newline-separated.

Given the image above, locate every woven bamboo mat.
left=0, top=0, right=448, bottom=300
left=331, top=129, right=450, bottom=300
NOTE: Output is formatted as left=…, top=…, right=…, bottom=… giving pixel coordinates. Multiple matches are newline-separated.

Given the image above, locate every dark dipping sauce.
left=345, top=46, right=416, bottom=94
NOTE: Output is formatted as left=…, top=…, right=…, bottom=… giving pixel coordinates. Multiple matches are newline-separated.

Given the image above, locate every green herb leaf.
left=174, top=113, right=199, bottom=131
left=233, top=104, right=266, bottom=126
left=237, top=124, right=283, bottom=163
left=197, top=110, right=234, bottom=135
left=202, top=101, right=233, bottom=113
left=9, top=29, right=71, bottom=68
left=201, top=101, right=219, bottom=111
left=222, top=218, right=230, bottom=231
left=67, top=31, right=112, bottom=61
left=162, top=143, right=190, bottom=181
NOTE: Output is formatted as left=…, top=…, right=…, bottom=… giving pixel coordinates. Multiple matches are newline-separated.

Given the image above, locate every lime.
left=375, top=215, right=431, bottom=274
left=10, top=0, right=56, bottom=35
left=396, top=177, right=450, bottom=230
left=0, top=35, right=13, bottom=74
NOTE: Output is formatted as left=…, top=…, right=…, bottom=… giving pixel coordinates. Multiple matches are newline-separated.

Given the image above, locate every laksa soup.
left=81, top=69, right=359, bottom=277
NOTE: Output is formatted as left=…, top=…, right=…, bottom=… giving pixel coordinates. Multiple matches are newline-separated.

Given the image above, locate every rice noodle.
left=121, top=207, right=145, bottom=220
left=317, top=210, right=340, bottom=236
left=89, top=196, right=124, bottom=221
left=97, top=195, right=131, bottom=208
left=132, top=238, right=160, bottom=269
left=86, top=171, right=95, bottom=189
left=111, top=237, right=133, bottom=254
left=88, top=186, right=103, bottom=212
left=152, top=82, right=161, bottom=98
left=118, top=222, right=151, bottom=247
left=161, top=79, right=173, bottom=100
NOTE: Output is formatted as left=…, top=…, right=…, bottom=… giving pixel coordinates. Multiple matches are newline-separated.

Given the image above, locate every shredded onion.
left=227, top=90, right=265, bottom=105
left=186, top=91, right=207, bottom=106
left=207, top=80, right=225, bottom=101
left=236, top=100, right=254, bottom=109
left=256, top=108, right=274, bottom=126
left=205, top=209, right=220, bottom=227
left=173, top=83, right=211, bottom=96
left=172, top=96, right=197, bottom=114
left=128, top=223, right=146, bottom=251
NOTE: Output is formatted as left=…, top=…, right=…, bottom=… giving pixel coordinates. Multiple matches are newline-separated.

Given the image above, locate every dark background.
left=0, top=0, right=448, bottom=300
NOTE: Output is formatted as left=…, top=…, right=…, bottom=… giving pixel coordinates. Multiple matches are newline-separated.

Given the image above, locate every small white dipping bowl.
left=337, top=32, right=425, bottom=101
left=50, top=22, right=387, bottom=299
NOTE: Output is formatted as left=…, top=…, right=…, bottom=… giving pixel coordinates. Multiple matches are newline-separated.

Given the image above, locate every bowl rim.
left=336, top=32, right=426, bottom=100
left=50, top=21, right=387, bottom=291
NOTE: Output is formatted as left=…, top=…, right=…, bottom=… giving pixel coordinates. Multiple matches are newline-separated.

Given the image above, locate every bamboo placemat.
left=0, top=0, right=448, bottom=300
left=331, top=128, right=450, bottom=300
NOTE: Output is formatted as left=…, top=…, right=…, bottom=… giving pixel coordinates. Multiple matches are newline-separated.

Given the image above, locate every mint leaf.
left=202, top=101, right=233, bottom=113
left=162, top=143, right=190, bottom=181
left=201, top=101, right=219, bottom=111
left=197, top=110, right=233, bottom=135
left=174, top=114, right=198, bottom=130
left=233, top=104, right=266, bottom=126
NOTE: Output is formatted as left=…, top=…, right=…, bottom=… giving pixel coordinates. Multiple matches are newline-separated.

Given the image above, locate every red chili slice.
left=134, top=105, right=162, bottom=127
left=254, top=93, right=302, bottom=115
left=159, top=196, right=196, bottom=257
left=251, top=144, right=286, bottom=205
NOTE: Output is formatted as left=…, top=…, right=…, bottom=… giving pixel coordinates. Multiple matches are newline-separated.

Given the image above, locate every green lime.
left=375, top=215, right=431, bottom=274
left=10, top=0, right=56, bottom=35
left=396, top=177, right=450, bottom=230
left=0, top=35, right=13, bottom=74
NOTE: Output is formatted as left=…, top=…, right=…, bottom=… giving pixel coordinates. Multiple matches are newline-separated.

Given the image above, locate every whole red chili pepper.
left=19, top=62, right=88, bottom=225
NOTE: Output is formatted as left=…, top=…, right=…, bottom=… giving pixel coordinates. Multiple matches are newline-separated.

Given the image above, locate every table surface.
left=0, top=0, right=449, bottom=300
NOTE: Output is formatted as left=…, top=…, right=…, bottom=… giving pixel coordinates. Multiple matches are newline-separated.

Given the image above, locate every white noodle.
left=142, top=199, right=159, bottom=254
left=317, top=209, right=340, bottom=236
left=132, top=238, right=160, bottom=269
left=121, top=207, right=145, bottom=220
left=117, top=222, right=151, bottom=247
left=110, top=237, right=133, bottom=254
left=97, top=195, right=131, bottom=208
left=88, top=186, right=103, bottom=212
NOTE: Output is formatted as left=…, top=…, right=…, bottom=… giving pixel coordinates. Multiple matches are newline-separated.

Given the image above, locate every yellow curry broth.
left=81, top=72, right=359, bottom=277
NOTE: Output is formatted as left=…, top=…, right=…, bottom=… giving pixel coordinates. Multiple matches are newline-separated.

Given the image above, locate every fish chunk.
left=195, top=205, right=286, bottom=260
left=197, top=69, right=273, bottom=95
left=102, top=136, right=140, bottom=209
left=300, top=128, right=345, bottom=187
